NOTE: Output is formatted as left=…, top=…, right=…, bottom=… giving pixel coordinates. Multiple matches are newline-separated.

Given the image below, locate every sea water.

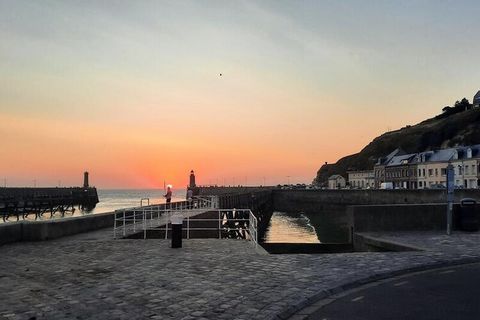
left=263, top=211, right=320, bottom=243
left=0, top=188, right=186, bottom=223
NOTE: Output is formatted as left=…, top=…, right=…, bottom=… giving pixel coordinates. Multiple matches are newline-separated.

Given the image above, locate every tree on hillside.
left=437, top=98, right=471, bottom=119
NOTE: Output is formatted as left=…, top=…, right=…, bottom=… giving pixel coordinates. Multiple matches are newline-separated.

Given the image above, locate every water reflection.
left=264, top=211, right=320, bottom=243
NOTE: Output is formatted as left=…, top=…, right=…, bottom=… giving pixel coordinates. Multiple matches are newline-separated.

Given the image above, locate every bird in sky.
left=219, top=73, right=222, bottom=76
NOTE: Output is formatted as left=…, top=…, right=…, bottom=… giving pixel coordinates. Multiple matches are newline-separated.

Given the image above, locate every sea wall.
left=196, top=186, right=274, bottom=196
left=349, top=203, right=480, bottom=233
left=0, top=212, right=114, bottom=246
left=272, top=189, right=480, bottom=213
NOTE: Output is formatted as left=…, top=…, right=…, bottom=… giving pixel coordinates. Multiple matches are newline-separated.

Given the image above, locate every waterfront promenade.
left=1, top=229, right=480, bottom=320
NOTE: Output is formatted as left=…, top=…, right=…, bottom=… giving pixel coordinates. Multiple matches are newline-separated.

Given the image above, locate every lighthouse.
left=189, top=170, right=196, bottom=188
left=83, top=171, right=89, bottom=188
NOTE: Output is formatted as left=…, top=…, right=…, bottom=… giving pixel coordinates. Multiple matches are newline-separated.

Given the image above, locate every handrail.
left=113, top=200, right=258, bottom=246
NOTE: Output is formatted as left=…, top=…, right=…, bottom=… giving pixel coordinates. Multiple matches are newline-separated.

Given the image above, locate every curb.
left=273, top=257, right=480, bottom=320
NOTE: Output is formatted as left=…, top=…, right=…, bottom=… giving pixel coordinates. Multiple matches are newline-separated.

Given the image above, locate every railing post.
left=218, top=210, right=221, bottom=239
left=113, top=211, right=117, bottom=239
left=143, top=208, right=146, bottom=240
left=165, top=211, right=169, bottom=240
left=133, top=209, right=136, bottom=233
left=122, top=209, right=126, bottom=237
left=187, top=216, right=190, bottom=239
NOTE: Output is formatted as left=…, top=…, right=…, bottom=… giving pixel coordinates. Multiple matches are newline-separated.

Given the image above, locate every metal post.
left=143, top=208, right=147, bottom=240
left=123, top=209, right=126, bottom=237
left=218, top=210, right=221, bottom=239
left=133, top=209, right=136, bottom=232
left=446, top=163, right=454, bottom=235
left=113, top=211, right=117, bottom=239
left=187, top=216, right=190, bottom=239
left=165, top=210, right=169, bottom=240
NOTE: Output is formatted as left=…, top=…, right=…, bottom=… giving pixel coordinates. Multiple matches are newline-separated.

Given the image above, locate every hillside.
left=313, top=107, right=480, bottom=185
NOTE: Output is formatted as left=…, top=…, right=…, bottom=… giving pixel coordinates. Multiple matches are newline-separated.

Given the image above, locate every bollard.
left=170, top=215, right=183, bottom=248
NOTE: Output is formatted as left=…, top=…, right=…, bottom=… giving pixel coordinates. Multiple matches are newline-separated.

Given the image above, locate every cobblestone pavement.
left=1, top=230, right=480, bottom=320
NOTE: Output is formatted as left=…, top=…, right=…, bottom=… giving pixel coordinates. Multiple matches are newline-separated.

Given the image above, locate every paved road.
left=308, top=263, right=480, bottom=320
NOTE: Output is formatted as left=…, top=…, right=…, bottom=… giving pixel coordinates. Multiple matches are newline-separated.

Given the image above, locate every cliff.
left=313, top=107, right=480, bottom=185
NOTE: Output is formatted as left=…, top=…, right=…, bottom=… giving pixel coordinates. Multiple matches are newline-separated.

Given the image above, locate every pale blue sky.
left=1, top=0, right=479, bottom=186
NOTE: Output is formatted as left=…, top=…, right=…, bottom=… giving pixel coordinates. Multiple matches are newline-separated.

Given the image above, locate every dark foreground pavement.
left=307, top=262, right=480, bottom=320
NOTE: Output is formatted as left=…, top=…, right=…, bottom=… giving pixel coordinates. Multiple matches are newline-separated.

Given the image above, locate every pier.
left=0, top=187, right=99, bottom=222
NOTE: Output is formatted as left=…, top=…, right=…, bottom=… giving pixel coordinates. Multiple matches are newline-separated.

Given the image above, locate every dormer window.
left=452, top=151, right=458, bottom=160
left=467, top=148, right=472, bottom=159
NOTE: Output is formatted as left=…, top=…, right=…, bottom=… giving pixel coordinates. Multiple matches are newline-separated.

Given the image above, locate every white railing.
left=113, top=196, right=218, bottom=239
left=113, top=200, right=258, bottom=245
left=248, top=210, right=259, bottom=246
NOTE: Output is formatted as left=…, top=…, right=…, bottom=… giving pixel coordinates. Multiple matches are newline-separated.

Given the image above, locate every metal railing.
left=113, top=197, right=258, bottom=246
left=113, top=196, right=218, bottom=239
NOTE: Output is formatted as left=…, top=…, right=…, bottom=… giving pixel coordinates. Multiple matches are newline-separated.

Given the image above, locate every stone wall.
left=0, top=212, right=114, bottom=246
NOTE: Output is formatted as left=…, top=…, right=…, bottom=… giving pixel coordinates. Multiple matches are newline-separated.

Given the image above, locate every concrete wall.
left=349, top=203, right=479, bottom=232
left=272, top=189, right=480, bottom=213
left=197, top=186, right=274, bottom=196
left=0, top=212, right=114, bottom=246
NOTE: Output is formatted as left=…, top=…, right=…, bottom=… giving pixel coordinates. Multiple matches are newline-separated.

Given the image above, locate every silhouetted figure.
left=164, top=185, right=172, bottom=205
left=186, top=188, right=193, bottom=209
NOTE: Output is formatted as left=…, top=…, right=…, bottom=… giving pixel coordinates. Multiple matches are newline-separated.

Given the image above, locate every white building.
left=451, top=146, right=480, bottom=188
left=416, top=149, right=455, bottom=189
left=328, top=175, right=346, bottom=189
left=348, top=170, right=375, bottom=189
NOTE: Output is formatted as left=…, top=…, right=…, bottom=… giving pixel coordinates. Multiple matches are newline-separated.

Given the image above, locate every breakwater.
left=0, top=187, right=99, bottom=221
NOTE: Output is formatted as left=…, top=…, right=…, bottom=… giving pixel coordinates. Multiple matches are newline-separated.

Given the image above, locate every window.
left=441, top=168, right=446, bottom=176
left=418, top=169, right=421, bottom=177
left=423, top=169, right=426, bottom=176
left=435, top=168, right=438, bottom=176
left=465, top=165, right=469, bottom=175
left=419, top=181, right=423, bottom=187
left=428, top=169, right=433, bottom=176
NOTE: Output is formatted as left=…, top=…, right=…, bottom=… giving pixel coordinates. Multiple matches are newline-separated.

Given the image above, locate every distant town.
left=327, top=145, right=480, bottom=190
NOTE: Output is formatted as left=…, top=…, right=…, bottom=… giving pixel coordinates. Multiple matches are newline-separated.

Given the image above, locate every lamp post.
left=446, top=163, right=454, bottom=235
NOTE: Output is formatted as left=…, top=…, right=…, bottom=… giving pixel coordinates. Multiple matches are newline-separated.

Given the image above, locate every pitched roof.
left=386, top=153, right=417, bottom=166
left=376, top=148, right=406, bottom=165
left=474, top=91, right=480, bottom=104
left=426, top=148, right=457, bottom=162
left=328, top=174, right=344, bottom=180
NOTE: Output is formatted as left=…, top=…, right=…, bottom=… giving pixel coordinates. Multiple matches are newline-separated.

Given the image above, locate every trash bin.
left=459, top=198, right=479, bottom=232
left=171, top=215, right=183, bottom=248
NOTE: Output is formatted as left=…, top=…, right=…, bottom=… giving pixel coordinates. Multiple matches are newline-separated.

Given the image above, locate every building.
left=416, top=149, right=457, bottom=189
left=451, top=145, right=480, bottom=188
left=384, top=153, right=418, bottom=189
left=328, top=175, right=346, bottom=189
left=347, top=170, right=375, bottom=189
left=370, top=145, right=480, bottom=190
left=473, top=90, right=480, bottom=108
left=373, top=148, right=405, bottom=188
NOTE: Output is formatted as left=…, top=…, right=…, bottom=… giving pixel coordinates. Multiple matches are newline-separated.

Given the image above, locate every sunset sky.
left=1, top=0, right=480, bottom=188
